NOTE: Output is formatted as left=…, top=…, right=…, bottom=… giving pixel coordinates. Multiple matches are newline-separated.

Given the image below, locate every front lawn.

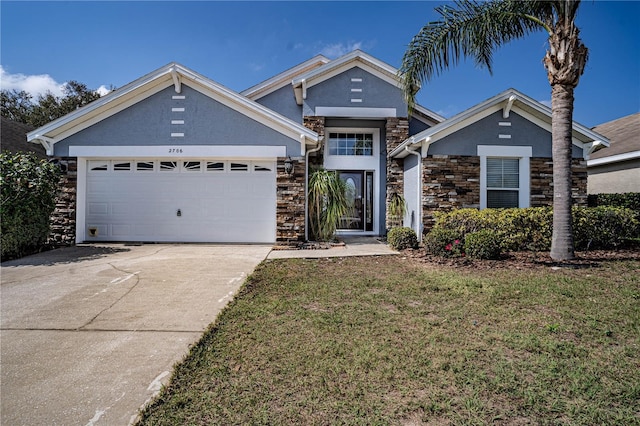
left=137, top=255, right=639, bottom=425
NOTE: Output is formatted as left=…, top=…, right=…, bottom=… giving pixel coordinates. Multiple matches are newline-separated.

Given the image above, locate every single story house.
left=27, top=50, right=608, bottom=245
left=587, top=112, right=640, bottom=194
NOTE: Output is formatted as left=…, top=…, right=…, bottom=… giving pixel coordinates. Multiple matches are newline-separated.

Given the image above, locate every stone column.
left=48, top=157, right=77, bottom=246
left=385, top=117, right=409, bottom=230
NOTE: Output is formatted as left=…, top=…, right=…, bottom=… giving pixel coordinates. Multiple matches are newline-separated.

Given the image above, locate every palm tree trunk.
left=549, top=84, right=576, bottom=261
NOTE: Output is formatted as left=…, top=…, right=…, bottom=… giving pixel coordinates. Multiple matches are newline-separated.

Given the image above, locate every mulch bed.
left=400, top=247, right=640, bottom=270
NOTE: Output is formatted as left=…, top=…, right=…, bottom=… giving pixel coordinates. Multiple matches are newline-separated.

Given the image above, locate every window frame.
left=478, top=145, right=531, bottom=209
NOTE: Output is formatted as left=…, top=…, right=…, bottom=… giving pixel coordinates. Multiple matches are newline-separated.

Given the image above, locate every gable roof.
left=390, top=88, right=609, bottom=159
left=1, top=117, right=46, bottom=158
left=290, top=50, right=444, bottom=124
left=587, top=112, right=640, bottom=166
left=241, top=55, right=330, bottom=100
left=27, top=63, right=319, bottom=156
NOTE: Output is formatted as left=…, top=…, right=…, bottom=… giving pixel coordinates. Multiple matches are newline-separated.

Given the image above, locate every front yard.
left=137, top=254, right=639, bottom=425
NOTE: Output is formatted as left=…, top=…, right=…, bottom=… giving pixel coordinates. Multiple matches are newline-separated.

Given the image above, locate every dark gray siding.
left=55, top=84, right=303, bottom=157
left=409, top=116, right=431, bottom=136
left=427, top=111, right=583, bottom=158
left=304, top=67, right=407, bottom=117
left=253, top=85, right=303, bottom=124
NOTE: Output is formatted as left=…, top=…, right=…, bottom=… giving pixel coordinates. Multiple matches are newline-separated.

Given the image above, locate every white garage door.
left=85, top=159, right=276, bottom=243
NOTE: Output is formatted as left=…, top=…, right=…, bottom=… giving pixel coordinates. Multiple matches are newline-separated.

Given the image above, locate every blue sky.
left=1, top=1, right=638, bottom=127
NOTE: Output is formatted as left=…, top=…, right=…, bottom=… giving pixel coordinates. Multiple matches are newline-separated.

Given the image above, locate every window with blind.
left=486, top=158, right=519, bottom=208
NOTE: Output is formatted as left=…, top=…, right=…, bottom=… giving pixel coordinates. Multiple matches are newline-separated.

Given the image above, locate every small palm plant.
left=388, top=192, right=408, bottom=229
left=308, top=168, right=351, bottom=242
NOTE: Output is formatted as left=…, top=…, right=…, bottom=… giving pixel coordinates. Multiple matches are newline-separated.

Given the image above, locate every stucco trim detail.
left=69, top=145, right=287, bottom=158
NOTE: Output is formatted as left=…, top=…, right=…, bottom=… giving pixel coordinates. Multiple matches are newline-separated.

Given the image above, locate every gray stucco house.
left=587, top=112, right=640, bottom=195
left=27, top=50, right=608, bottom=245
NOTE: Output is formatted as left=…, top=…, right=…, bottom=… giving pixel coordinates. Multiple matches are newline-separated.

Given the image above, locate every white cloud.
left=250, top=63, right=265, bottom=72
left=434, top=105, right=458, bottom=119
left=0, top=65, right=65, bottom=97
left=539, top=99, right=552, bottom=108
left=96, top=85, right=111, bottom=96
left=319, top=41, right=363, bottom=59
left=0, top=65, right=111, bottom=97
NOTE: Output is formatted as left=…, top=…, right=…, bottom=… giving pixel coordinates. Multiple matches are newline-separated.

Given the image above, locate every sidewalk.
left=268, top=236, right=397, bottom=259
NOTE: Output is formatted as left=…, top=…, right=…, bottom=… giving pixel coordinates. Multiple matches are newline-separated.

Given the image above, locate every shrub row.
left=1, top=152, right=61, bottom=260
left=588, top=192, right=640, bottom=211
left=387, top=227, right=418, bottom=250
left=424, top=206, right=639, bottom=258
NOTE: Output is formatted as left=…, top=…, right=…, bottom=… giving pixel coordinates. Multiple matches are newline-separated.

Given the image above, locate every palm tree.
left=400, top=0, right=588, bottom=261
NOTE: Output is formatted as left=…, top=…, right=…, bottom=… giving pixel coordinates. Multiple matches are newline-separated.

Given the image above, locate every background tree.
left=1, top=81, right=104, bottom=127
left=1, top=152, right=61, bottom=260
left=399, top=0, right=588, bottom=261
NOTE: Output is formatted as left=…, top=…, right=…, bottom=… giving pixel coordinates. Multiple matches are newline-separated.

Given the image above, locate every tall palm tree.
left=400, top=0, right=588, bottom=261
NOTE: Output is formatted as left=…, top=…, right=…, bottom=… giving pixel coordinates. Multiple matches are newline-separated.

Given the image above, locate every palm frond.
left=399, top=0, right=550, bottom=110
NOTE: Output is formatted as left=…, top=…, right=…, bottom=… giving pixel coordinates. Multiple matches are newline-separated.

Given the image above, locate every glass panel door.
left=337, top=171, right=374, bottom=231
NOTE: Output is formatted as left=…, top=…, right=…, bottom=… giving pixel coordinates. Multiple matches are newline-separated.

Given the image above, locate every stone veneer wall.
left=421, top=155, right=589, bottom=233
left=385, top=117, right=409, bottom=230
left=530, top=158, right=588, bottom=207
left=276, top=156, right=306, bottom=244
left=274, top=116, right=327, bottom=245
left=48, top=157, right=77, bottom=246
left=422, top=155, right=480, bottom=231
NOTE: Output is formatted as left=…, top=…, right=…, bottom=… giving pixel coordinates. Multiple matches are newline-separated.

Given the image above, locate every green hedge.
left=387, top=227, right=418, bottom=250
left=1, top=152, right=61, bottom=260
left=588, top=193, right=640, bottom=211
left=425, top=206, right=639, bottom=255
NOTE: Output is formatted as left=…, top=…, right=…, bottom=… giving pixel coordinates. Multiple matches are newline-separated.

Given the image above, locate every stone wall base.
left=48, top=157, right=77, bottom=246
left=421, top=155, right=589, bottom=233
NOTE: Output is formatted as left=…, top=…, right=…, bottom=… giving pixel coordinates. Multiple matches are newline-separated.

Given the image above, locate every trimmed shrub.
left=464, top=230, right=502, bottom=260
left=429, top=206, right=638, bottom=255
left=588, top=193, right=640, bottom=211
left=424, top=228, right=464, bottom=257
left=433, top=207, right=552, bottom=252
left=1, top=152, right=61, bottom=260
left=573, top=206, right=639, bottom=250
left=387, top=227, right=418, bottom=250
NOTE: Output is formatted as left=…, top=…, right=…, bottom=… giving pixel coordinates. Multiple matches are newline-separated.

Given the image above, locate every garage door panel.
left=86, top=159, right=276, bottom=243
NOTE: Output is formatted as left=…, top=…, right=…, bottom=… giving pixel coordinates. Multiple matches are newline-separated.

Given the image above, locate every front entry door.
left=338, top=171, right=374, bottom=231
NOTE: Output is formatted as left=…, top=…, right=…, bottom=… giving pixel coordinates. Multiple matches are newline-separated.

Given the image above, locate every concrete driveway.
left=1, top=244, right=271, bottom=426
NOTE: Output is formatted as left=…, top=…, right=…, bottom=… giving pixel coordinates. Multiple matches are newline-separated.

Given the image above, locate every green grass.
left=137, top=256, right=640, bottom=425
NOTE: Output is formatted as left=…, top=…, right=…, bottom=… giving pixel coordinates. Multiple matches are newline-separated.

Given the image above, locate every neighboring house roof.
left=390, top=88, right=609, bottom=159
left=241, top=55, right=330, bottom=100
left=587, top=112, right=640, bottom=166
left=27, top=62, right=319, bottom=156
left=291, top=50, right=444, bottom=125
left=0, top=117, right=45, bottom=158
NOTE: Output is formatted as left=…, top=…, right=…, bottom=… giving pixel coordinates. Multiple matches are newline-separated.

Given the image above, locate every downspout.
left=405, top=138, right=424, bottom=241
left=305, top=136, right=323, bottom=241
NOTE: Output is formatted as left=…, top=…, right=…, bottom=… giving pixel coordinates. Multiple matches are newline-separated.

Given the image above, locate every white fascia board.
left=587, top=150, right=640, bottom=166
left=390, top=103, right=504, bottom=158
left=39, top=79, right=174, bottom=144
left=28, top=62, right=318, bottom=152
left=292, top=50, right=401, bottom=91
left=182, top=72, right=318, bottom=144
left=390, top=88, right=607, bottom=159
left=241, top=55, right=330, bottom=100
left=413, top=104, right=446, bottom=124
left=28, top=63, right=179, bottom=143
left=70, top=145, right=287, bottom=158
left=503, top=89, right=610, bottom=147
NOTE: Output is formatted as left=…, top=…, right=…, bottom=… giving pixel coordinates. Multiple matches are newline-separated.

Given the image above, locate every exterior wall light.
left=284, top=156, right=294, bottom=175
